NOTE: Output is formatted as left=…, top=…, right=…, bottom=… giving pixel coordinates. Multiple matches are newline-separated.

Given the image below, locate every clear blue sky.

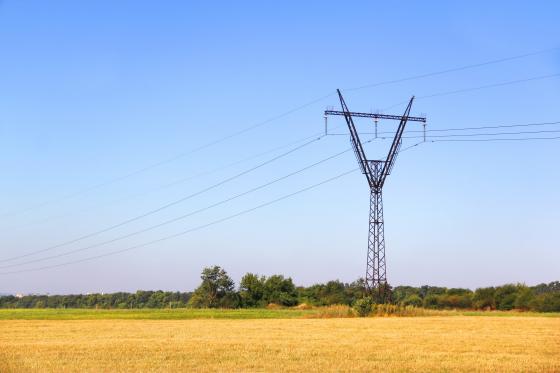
left=1, top=1, right=558, bottom=294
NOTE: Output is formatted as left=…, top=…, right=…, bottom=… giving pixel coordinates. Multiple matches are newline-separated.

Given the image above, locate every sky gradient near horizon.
left=1, top=1, right=559, bottom=294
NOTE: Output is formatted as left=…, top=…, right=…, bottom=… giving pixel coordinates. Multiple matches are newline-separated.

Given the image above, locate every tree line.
left=392, top=281, right=560, bottom=312
left=1, top=266, right=559, bottom=312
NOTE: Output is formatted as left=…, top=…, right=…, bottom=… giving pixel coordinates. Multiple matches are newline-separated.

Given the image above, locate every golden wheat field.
left=0, top=316, right=559, bottom=372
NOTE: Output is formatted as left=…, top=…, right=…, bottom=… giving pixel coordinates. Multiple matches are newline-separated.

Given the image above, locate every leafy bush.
left=437, top=294, right=472, bottom=309
left=529, top=293, right=560, bottom=312
left=393, top=286, right=420, bottom=304
left=473, top=287, right=496, bottom=310
left=423, top=295, right=439, bottom=309
left=495, top=284, right=519, bottom=310
left=402, top=294, right=423, bottom=307
left=263, top=275, right=298, bottom=306
left=353, top=297, right=373, bottom=317
left=514, top=286, right=533, bottom=310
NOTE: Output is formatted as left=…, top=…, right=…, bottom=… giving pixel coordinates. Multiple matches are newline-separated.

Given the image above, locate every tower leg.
left=366, top=187, right=387, bottom=301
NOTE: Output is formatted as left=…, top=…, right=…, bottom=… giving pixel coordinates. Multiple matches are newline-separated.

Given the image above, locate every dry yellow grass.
left=0, top=317, right=558, bottom=372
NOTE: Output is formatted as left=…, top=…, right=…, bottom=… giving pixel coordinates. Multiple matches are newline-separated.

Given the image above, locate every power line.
left=365, top=130, right=560, bottom=141
left=1, top=128, right=338, bottom=233
left=7, top=118, right=558, bottom=234
left=326, top=120, right=560, bottom=136
left=6, top=122, right=560, bottom=262
left=15, top=126, right=556, bottom=269
left=430, top=136, right=560, bottom=143
left=0, top=145, right=355, bottom=269
left=399, top=141, right=426, bottom=152
left=4, top=47, right=557, bottom=218
left=386, top=135, right=560, bottom=151
left=420, top=121, right=560, bottom=133
left=383, top=73, right=560, bottom=111
left=399, top=129, right=560, bottom=140
left=421, top=129, right=560, bottom=139
left=3, top=134, right=558, bottom=274
left=338, top=129, right=560, bottom=141
left=343, top=46, right=560, bottom=92
left=0, top=168, right=358, bottom=275
left=371, top=135, right=560, bottom=160
left=0, top=136, right=324, bottom=263
left=422, top=73, right=560, bottom=100
left=0, top=93, right=335, bottom=219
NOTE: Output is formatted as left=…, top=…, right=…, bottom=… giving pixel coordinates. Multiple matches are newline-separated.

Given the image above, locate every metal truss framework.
left=325, top=90, right=425, bottom=300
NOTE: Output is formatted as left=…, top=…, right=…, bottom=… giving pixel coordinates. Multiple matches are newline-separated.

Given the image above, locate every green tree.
left=402, top=294, right=423, bottom=307
left=300, top=280, right=351, bottom=306
left=393, top=286, right=420, bottom=304
left=514, top=286, right=533, bottom=310
left=529, top=293, right=560, bottom=312
left=320, top=280, right=349, bottom=305
left=473, top=287, right=496, bottom=310
left=494, top=284, right=519, bottom=311
left=532, top=281, right=560, bottom=295
left=373, top=283, right=393, bottom=304
left=239, top=273, right=266, bottom=307
left=423, top=294, right=439, bottom=309
left=346, top=278, right=367, bottom=303
left=263, top=275, right=298, bottom=306
left=437, top=294, right=472, bottom=309
left=419, top=285, right=446, bottom=299
left=188, top=266, right=238, bottom=308
left=447, top=288, right=472, bottom=296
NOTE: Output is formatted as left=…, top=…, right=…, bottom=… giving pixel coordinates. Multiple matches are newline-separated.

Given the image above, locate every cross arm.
left=324, top=110, right=426, bottom=123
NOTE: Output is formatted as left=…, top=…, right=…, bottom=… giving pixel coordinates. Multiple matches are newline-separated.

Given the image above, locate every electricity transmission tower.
left=325, top=90, right=426, bottom=301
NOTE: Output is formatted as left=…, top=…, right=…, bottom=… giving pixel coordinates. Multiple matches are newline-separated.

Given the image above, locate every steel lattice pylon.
left=367, top=161, right=386, bottom=295
left=325, top=90, right=426, bottom=300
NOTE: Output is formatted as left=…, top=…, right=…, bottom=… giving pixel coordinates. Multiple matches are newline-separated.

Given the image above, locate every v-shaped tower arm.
left=378, top=96, right=415, bottom=189
left=337, top=89, right=376, bottom=189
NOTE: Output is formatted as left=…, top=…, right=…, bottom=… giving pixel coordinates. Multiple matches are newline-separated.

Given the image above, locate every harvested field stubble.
left=0, top=316, right=558, bottom=372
